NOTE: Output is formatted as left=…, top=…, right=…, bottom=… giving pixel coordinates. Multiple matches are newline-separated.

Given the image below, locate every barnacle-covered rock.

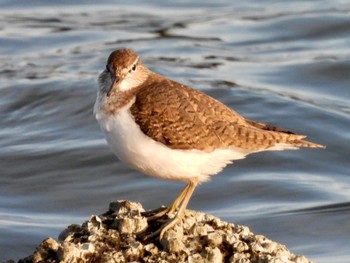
left=18, top=200, right=312, bottom=263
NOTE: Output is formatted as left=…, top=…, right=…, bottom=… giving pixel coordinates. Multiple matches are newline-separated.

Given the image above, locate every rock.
left=18, top=200, right=312, bottom=263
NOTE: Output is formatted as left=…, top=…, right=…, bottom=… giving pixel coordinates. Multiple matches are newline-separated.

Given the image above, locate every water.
left=0, top=1, right=349, bottom=262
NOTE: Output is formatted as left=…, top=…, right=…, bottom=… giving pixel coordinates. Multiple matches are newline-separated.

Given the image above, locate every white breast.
left=95, top=102, right=250, bottom=184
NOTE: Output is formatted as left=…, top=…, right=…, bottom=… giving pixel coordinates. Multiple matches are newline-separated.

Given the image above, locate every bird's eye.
left=132, top=64, right=137, bottom=71
left=105, top=65, right=110, bottom=72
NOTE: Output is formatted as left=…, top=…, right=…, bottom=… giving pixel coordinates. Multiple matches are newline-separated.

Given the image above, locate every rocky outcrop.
left=19, top=200, right=311, bottom=263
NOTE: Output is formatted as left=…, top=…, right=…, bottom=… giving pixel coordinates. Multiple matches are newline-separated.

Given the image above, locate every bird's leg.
left=159, top=181, right=197, bottom=239
left=146, top=181, right=198, bottom=240
left=147, top=183, right=191, bottom=221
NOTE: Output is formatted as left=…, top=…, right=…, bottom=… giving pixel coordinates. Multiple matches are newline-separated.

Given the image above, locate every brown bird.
left=94, top=48, right=325, bottom=239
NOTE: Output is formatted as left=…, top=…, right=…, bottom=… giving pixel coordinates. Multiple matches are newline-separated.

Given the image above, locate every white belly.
left=95, top=104, right=250, bottom=183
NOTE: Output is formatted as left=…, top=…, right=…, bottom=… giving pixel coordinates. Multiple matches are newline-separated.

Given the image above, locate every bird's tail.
left=289, top=138, right=325, bottom=149
left=267, top=133, right=326, bottom=151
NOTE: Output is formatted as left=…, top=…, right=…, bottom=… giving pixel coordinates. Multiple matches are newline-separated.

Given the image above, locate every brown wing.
left=245, top=119, right=295, bottom=134
left=130, top=74, right=323, bottom=152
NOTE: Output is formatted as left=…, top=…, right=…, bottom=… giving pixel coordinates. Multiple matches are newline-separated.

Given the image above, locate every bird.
left=94, top=48, right=325, bottom=239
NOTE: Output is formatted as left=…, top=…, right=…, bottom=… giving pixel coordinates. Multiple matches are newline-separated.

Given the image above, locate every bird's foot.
left=143, top=215, right=182, bottom=240
left=146, top=207, right=170, bottom=222
left=146, top=204, right=178, bottom=222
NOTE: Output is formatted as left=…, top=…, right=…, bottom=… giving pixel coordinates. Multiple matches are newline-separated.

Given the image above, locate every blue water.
left=0, top=1, right=349, bottom=262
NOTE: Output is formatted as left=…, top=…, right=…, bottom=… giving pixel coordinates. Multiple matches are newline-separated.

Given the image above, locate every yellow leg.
left=144, top=181, right=197, bottom=240
left=159, top=181, right=197, bottom=239
left=147, top=183, right=191, bottom=221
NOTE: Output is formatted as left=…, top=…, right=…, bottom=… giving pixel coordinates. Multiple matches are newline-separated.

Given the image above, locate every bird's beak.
left=107, top=75, right=119, bottom=97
